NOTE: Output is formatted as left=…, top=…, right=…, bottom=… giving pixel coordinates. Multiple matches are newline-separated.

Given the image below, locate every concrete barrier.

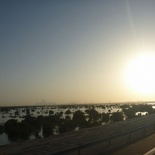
left=144, top=148, right=155, bottom=155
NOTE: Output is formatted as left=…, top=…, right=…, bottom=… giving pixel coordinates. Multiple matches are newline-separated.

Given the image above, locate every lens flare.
left=125, top=53, right=155, bottom=94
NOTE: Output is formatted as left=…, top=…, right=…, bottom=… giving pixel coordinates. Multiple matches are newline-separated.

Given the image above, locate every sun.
left=125, top=52, right=155, bottom=95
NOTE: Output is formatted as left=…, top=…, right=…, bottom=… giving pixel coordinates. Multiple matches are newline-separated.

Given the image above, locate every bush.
left=110, top=112, right=124, bottom=122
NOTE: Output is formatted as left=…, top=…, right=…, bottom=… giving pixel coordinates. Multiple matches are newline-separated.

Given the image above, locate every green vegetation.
left=0, top=103, right=155, bottom=142
left=110, top=112, right=124, bottom=122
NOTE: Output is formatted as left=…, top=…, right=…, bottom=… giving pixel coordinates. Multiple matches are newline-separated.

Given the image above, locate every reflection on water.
left=0, top=103, right=154, bottom=146
left=0, top=105, right=122, bottom=124
left=0, top=105, right=122, bottom=146
left=0, top=133, right=11, bottom=146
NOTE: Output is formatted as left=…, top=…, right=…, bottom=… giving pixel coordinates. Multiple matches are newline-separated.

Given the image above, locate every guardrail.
left=144, top=147, right=155, bottom=155
left=51, top=123, right=155, bottom=155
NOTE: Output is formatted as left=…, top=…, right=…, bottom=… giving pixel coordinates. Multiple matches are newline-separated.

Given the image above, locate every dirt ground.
left=111, top=134, right=155, bottom=155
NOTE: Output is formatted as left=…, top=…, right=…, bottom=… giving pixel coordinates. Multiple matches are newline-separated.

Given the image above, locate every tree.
left=65, top=109, right=71, bottom=114
left=4, top=119, right=20, bottom=141
left=110, top=112, right=124, bottom=122
left=65, top=115, right=71, bottom=120
left=73, top=110, right=87, bottom=127
left=102, top=113, right=110, bottom=123
left=49, top=110, right=54, bottom=115
left=59, top=120, right=75, bottom=134
left=123, top=108, right=136, bottom=119
left=85, top=108, right=100, bottom=125
left=42, top=121, right=54, bottom=137
left=15, top=110, right=19, bottom=116
left=20, top=120, right=32, bottom=139
left=26, top=108, right=30, bottom=115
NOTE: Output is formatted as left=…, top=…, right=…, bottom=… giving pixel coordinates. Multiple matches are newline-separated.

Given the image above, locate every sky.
left=1, top=0, right=155, bottom=106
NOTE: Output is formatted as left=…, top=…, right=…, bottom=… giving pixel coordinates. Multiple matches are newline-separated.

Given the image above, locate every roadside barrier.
left=144, top=148, right=155, bottom=155
left=51, top=123, right=155, bottom=155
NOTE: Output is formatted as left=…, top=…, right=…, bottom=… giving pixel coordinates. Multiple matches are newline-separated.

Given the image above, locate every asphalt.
left=111, top=134, right=155, bottom=155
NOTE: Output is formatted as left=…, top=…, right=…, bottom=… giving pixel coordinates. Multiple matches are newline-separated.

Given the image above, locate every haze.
left=1, top=0, right=155, bottom=106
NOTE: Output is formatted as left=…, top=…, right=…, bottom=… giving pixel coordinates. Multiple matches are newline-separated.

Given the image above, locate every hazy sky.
left=1, top=0, right=155, bottom=105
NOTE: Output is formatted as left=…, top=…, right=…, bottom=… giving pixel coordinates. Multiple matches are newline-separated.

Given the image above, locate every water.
left=0, top=105, right=122, bottom=124
left=0, top=104, right=150, bottom=146
left=0, top=133, right=11, bottom=146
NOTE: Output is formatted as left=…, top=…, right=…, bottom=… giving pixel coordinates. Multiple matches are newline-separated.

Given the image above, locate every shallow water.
left=0, top=104, right=150, bottom=146
left=0, top=133, right=11, bottom=146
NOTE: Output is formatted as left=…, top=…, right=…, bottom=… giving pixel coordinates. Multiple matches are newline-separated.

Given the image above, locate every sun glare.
left=125, top=52, right=155, bottom=94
